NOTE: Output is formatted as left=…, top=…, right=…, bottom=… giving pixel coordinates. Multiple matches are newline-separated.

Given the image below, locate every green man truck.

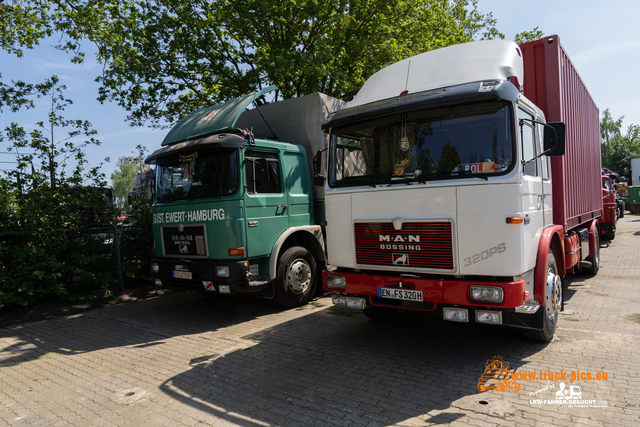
left=146, top=87, right=344, bottom=307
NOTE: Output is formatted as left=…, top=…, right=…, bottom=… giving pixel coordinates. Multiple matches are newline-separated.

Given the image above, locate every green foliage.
left=117, top=195, right=154, bottom=286
left=515, top=27, right=544, bottom=45
left=0, top=1, right=54, bottom=57
left=110, top=145, right=148, bottom=210
left=0, top=78, right=117, bottom=309
left=11, top=0, right=502, bottom=127
left=600, top=108, right=640, bottom=181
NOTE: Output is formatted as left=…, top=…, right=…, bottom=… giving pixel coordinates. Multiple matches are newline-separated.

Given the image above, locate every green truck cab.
left=146, top=88, right=344, bottom=307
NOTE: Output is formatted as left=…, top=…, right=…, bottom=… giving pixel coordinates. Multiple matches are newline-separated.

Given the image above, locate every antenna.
left=250, top=89, right=279, bottom=141
left=404, top=60, right=411, bottom=92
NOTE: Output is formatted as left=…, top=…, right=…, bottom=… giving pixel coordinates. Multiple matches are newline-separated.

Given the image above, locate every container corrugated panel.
left=520, top=35, right=602, bottom=232
left=629, top=187, right=640, bottom=204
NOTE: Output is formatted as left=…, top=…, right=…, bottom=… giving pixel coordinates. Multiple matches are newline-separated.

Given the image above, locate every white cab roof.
left=347, top=39, right=523, bottom=109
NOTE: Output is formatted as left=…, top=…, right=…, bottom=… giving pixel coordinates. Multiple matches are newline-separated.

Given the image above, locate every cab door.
left=244, top=149, right=290, bottom=258
left=519, top=107, right=544, bottom=271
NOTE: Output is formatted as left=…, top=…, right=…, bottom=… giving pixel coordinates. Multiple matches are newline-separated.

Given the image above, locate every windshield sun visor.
left=145, top=133, right=245, bottom=165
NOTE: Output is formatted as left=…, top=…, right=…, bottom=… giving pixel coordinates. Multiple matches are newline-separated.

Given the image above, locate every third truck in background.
left=321, top=35, right=602, bottom=342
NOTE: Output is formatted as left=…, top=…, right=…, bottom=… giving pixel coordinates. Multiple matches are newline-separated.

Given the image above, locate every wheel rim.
left=286, top=258, right=312, bottom=294
left=545, top=267, right=562, bottom=322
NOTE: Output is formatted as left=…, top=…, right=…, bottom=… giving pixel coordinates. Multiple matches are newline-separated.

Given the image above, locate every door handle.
left=278, top=204, right=288, bottom=210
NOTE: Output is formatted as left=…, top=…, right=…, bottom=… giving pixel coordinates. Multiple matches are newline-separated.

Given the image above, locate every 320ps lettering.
left=464, top=243, right=506, bottom=267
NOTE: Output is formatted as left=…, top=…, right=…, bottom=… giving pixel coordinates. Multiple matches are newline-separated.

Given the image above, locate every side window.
left=245, top=150, right=282, bottom=194
left=519, top=108, right=538, bottom=177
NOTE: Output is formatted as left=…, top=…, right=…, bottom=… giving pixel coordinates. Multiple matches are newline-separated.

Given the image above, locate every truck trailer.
left=146, top=88, right=344, bottom=307
left=321, top=36, right=602, bottom=341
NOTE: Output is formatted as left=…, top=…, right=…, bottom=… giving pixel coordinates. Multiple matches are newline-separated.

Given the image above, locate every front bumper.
left=323, top=270, right=526, bottom=307
left=323, top=270, right=546, bottom=329
left=151, top=258, right=270, bottom=295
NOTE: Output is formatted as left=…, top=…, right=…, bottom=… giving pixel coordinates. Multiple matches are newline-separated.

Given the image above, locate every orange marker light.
left=506, top=217, right=524, bottom=224
left=229, top=247, right=245, bottom=256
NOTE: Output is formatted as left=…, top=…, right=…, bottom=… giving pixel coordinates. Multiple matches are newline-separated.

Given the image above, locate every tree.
left=8, top=0, right=503, bottom=128
left=5, top=76, right=101, bottom=190
left=0, top=78, right=113, bottom=309
left=110, top=146, right=148, bottom=210
left=600, top=108, right=640, bottom=180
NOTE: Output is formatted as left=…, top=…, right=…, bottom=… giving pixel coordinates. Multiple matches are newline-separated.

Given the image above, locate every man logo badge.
left=179, top=245, right=188, bottom=254
left=393, top=253, right=409, bottom=265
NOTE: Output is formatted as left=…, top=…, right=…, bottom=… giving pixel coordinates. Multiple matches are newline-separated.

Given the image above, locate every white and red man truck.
left=321, top=36, right=602, bottom=342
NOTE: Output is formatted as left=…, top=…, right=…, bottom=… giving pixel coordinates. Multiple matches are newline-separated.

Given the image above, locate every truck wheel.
left=524, top=249, right=561, bottom=342
left=584, top=231, right=600, bottom=275
left=273, top=246, right=317, bottom=308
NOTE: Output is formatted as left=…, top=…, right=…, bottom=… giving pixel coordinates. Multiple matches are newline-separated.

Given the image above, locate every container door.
left=519, top=107, right=544, bottom=270
left=244, top=149, right=289, bottom=258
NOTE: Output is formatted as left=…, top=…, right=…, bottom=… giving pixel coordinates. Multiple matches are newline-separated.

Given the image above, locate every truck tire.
left=273, top=246, right=317, bottom=308
left=523, top=249, right=562, bottom=342
left=584, top=231, right=600, bottom=276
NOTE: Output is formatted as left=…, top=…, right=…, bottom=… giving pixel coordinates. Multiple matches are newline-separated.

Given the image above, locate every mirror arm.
left=519, top=118, right=559, bottom=164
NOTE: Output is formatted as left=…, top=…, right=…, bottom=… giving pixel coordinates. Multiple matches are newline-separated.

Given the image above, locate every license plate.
left=172, top=270, right=192, bottom=280
left=377, top=287, right=423, bottom=301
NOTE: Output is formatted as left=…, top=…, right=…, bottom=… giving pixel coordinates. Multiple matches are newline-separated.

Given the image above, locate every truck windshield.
left=155, top=148, right=239, bottom=201
left=329, top=101, right=514, bottom=186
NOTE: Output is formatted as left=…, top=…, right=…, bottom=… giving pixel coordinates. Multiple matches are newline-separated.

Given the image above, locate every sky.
left=1, top=0, right=639, bottom=183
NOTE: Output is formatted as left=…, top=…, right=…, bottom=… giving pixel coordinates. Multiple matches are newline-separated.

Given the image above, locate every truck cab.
left=147, top=88, right=343, bottom=307
left=599, top=173, right=617, bottom=239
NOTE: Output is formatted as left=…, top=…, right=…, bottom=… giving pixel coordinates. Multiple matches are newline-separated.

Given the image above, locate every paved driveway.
left=1, top=216, right=640, bottom=426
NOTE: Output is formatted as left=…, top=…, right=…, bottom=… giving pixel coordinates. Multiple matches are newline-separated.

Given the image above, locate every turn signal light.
left=506, top=217, right=524, bottom=224
left=228, top=247, right=245, bottom=256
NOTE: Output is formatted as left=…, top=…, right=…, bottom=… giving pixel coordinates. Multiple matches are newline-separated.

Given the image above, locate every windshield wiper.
left=467, top=174, right=489, bottom=181
left=460, top=171, right=489, bottom=181
left=388, top=176, right=427, bottom=186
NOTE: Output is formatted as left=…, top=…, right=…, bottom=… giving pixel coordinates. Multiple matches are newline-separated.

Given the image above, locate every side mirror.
left=313, top=148, right=328, bottom=187
left=543, top=122, right=565, bottom=156
left=313, top=149, right=324, bottom=176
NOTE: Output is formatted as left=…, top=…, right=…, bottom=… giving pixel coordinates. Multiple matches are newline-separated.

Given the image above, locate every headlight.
left=470, top=286, right=504, bottom=303
left=150, top=262, right=159, bottom=274
left=216, top=266, right=230, bottom=278
left=325, top=274, right=346, bottom=290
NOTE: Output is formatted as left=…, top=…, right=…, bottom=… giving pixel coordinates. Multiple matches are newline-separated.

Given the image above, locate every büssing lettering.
left=379, top=244, right=421, bottom=251
left=464, top=243, right=506, bottom=267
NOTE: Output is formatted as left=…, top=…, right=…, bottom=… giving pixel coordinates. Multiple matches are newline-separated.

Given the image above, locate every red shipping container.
left=519, top=35, right=603, bottom=232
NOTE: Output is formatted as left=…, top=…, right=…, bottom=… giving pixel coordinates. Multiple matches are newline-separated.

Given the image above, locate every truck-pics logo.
left=477, top=356, right=609, bottom=407
left=477, top=356, right=520, bottom=392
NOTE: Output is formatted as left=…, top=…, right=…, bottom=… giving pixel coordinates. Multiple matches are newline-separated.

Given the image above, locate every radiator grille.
left=354, top=222, right=454, bottom=270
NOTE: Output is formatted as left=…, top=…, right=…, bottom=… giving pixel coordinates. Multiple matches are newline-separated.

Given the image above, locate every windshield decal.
left=198, top=109, right=220, bottom=124
left=179, top=152, right=198, bottom=181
